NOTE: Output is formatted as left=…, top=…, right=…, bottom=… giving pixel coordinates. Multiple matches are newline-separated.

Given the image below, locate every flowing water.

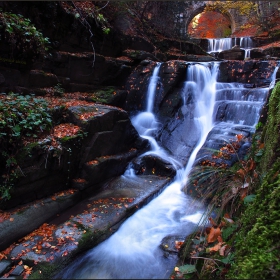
left=58, top=61, right=276, bottom=279
left=208, top=37, right=254, bottom=58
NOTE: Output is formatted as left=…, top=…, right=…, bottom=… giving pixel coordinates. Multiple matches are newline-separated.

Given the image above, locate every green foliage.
left=0, top=93, right=52, bottom=200
left=229, top=160, right=280, bottom=279
left=0, top=10, right=50, bottom=57
left=261, top=81, right=280, bottom=173
left=205, top=1, right=257, bottom=16
left=178, top=264, right=197, bottom=274
left=0, top=93, right=51, bottom=140
left=243, top=194, right=256, bottom=205
left=54, top=83, right=65, bottom=96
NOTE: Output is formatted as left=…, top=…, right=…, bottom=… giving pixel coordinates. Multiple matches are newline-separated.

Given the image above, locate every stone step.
left=0, top=175, right=171, bottom=279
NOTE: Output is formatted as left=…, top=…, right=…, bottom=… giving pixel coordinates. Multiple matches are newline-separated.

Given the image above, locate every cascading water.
left=240, top=37, right=254, bottom=59
left=208, top=38, right=232, bottom=53
left=58, top=62, right=220, bottom=279
left=208, top=37, right=254, bottom=59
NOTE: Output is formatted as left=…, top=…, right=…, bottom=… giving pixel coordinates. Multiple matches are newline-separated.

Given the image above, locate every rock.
left=218, top=60, right=278, bottom=87
left=232, top=45, right=241, bottom=49
left=250, top=48, right=266, bottom=59
left=217, top=48, right=245, bottom=60
left=132, top=154, right=177, bottom=177
left=29, top=70, right=59, bottom=88
left=0, top=103, right=145, bottom=210
left=124, top=60, right=187, bottom=113
left=123, top=49, right=158, bottom=62
left=0, top=260, right=12, bottom=275
left=263, top=46, right=280, bottom=58
left=10, top=265, right=24, bottom=276
left=160, top=235, right=186, bottom=254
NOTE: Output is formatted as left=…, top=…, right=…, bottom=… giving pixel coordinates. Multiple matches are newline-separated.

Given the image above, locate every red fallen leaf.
left=62, top=251, right=68, bottom=257
left=175, top=241, right=184, bottom=250
left=207, top=227, right=221, bottom=243
left=217, top=235, right=223, bottom=243
left=259, top=143, right=265, bottom=149
left=207, top=242, right=224, bottom=253
left=205, top=227, right=211, bottom=235
left=9, top=218, right=14, bottom=222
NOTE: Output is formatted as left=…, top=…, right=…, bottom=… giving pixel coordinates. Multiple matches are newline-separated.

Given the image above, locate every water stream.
left=58, top=61, right=275, bottom=279
left=208, top=37, right=254, bottom=58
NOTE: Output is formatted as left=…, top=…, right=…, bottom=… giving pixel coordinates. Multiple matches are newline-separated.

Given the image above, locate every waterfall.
left=208, top=38, right=233, bottom=53
left=240, top=37, right=253, bottom=49
left=181, top=63, right=219, bottom=181
left=58, top=62, right=220, bottom=279
left=57, top=60, right=277, bottom=279
left=208, top=37, right=254, bottom=59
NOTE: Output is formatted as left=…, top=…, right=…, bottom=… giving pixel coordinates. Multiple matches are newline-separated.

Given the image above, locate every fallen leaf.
left=207, top=242, right=223, bottom=253
left=207, top=227, right=221, bottom=243
left=219, top=244, right=228, bottom=256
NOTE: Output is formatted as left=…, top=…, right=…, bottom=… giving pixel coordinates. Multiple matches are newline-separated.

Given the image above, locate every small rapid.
left=58, top=62, right=220, bottom=279
left=208, top=37, right=254, bottom=59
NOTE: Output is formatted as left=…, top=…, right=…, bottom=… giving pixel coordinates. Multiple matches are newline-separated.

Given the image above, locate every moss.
left=229, top=151, right=280, bottom=279
left=260, top=81, right=280, bottom=173
left=226, top=82, right=280, bottom=279
left=90, top=87, right=117, bottom=104
left=28, top=262, right=61, bottom=279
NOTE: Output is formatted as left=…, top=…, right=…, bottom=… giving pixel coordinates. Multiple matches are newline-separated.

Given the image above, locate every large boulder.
left=0, top=102, right=147, bottom=210
left=217, top=48, right=245, bottom=60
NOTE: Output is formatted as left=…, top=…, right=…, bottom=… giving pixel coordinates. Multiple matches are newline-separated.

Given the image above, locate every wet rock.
left=0, top=103, right=145, bottom=210
left=124, top=61, right=158, bottom=112
left=29, top=70, right=59, bottom=88
left=0, top=191, right=81, bottom=251
left=160, top=235, right=185, bottom=254
left=10, top=265, right=24, bottom=276
left=132, top=155, right=177, bottom=177
left=123, top=49, right=158, bottom=62
left=250, top=48, right=266, bottom=59
left=124, top=60, right=187, bottom=113
left=0, top=260, right=12, bottom=275
left=218, top=60, right=278, bottom=87
left=263, top=46, right=280, bottom=58
left=217, top=48, right=245, bottom=60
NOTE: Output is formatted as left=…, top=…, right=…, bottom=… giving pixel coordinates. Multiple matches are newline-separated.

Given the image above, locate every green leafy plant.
left=0, top=93, right=52, bottom=200
left=0, top=10, right=50, bottom=58
left=175, top=134, right=264, bottom=279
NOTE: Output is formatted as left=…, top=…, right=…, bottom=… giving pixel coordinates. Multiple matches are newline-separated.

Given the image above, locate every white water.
left=208, top=38, right=232, bottom=52
left=59, top=62, right=221, bottom=279
left=208, top=37, right=254, bottom=59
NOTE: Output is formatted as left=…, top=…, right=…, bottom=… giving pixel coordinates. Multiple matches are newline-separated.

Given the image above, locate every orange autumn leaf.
left=207, top=242, right=223, bottom=253
left=217, top=235, right=223, bottom=243
left=236, top=134, right=243, bottom=142
left=236, top=168, right=245, bottom=179
left=259, top=143, right=265, bottom=149
left=240, top=188, right=248, bottom=201
left=207, top=227, right=221, bottom=243
left=175, top=241, right=184, bottom=250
